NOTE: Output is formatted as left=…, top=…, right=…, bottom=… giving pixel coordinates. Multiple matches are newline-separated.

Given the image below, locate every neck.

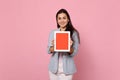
left=60, top=27, right=66, bottom=31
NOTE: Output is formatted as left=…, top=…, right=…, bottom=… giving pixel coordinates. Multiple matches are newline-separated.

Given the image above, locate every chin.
left=60, top=25, right=67, bottom=28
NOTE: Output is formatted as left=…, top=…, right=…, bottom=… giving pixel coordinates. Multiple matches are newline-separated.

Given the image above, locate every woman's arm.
left=68, top=31, right=80, bottom=57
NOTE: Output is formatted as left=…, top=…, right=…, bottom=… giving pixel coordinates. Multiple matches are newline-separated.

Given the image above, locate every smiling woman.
left=47, top=8, right=80, bottom=80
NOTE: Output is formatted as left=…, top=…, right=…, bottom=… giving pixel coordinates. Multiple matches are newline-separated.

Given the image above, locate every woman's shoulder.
left=51, top=28, right=59, bottom=32
left=73, top=30, right=79, bottom=36
left=49, top=28, right=59, bottom=35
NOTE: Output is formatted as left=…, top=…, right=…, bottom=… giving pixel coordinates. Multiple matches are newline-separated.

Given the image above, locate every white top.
left=57, top=52, right=64, bottom=74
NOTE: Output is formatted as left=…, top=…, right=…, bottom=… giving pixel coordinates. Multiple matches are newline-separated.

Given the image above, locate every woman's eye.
left=58, top=17, right=61, bottom=20
left=63, top=17, right=66, bottom=19
left=58, top=17, right=67, bottom=20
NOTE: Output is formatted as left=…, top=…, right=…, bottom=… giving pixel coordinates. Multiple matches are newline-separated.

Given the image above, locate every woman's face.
left=57, top=13, right=69, bottom=28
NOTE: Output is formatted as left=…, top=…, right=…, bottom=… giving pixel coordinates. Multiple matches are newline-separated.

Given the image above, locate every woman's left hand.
left=69, top=38, right=74, bottom=54
left=70, top=38, right=73, bottom=47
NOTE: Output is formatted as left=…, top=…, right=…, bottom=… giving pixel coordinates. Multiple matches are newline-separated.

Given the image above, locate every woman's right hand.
left=49, top=40, right=54, bottom=53
left=51, top=40, right=54, bottom=46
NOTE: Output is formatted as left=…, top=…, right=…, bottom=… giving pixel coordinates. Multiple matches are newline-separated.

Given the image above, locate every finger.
left=52, top=40, right=54, bottom=42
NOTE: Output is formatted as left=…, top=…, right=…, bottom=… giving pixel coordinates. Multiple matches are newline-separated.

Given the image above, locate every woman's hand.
left=50, top=46, right=54, bottom=53
left=69, top=38, right=74, bottom=54
left=70, top=38, right=73, bottom=47
left=51, top=40, right=54, bottom=46
left=49, top=40, right=54, bottom=53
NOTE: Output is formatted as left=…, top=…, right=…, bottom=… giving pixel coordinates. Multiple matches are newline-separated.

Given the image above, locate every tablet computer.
left=54, top=31, right=70, bottom=52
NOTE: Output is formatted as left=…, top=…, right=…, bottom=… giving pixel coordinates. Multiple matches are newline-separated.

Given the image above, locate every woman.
left=47, top=8, right=80, bottom=80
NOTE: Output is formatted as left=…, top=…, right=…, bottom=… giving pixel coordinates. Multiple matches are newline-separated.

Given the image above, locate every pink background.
left=0, top=0, right=120, bottom=80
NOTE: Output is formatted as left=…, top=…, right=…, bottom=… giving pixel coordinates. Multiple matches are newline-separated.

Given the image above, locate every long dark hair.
left=56, top=9, right=76, bottom=37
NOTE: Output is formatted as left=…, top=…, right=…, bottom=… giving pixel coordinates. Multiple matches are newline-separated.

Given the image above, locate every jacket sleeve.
left=47, top=30, right=54, bottom=54
left=69, top=31, right=80, bottom=57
